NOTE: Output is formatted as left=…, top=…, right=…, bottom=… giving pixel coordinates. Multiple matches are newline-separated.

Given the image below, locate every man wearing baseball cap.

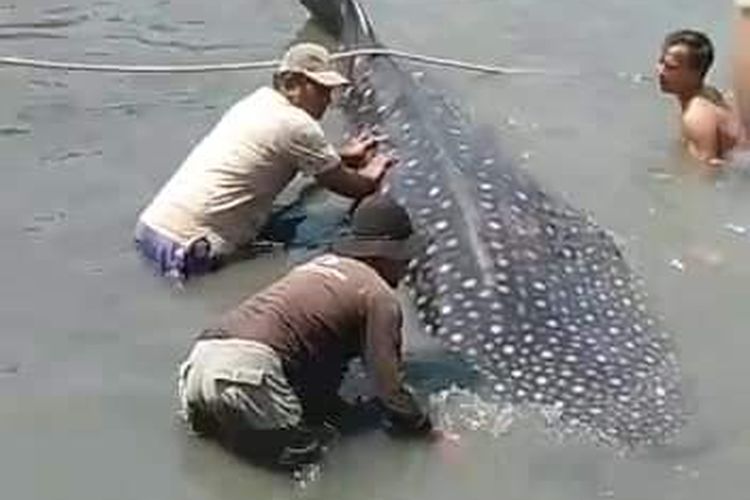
left=177, top=195, right=432, bottom=468
left=135, top=43, right=392, bottom=280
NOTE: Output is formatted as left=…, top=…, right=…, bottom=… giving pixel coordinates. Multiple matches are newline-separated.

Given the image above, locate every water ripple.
left=42, top=149, right=103, bottom=165
left=42, top=5, right=78, bottom=15
left=0, top=15, right=89, bottom=30
left=0, top=31, right=67, bottom=40
left=147, top=22, right=179, bottom=34
left=28, top=78, right=68, bottom=89
left=105, top=33, right=241, bottom=53
left=0, top=362, right=20, bottom=376
left=0, top=126, right=31, bottom=137
left=91, top=102, right=141, bottom=117
left=23, top=210, right=67, bottom=236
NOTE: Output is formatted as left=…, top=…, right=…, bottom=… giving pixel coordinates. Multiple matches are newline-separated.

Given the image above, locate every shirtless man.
left=658, top=2, right=750, bottom=165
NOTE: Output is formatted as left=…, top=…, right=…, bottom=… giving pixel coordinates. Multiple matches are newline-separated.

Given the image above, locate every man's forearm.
left=315, top=164, right=379, bottom=199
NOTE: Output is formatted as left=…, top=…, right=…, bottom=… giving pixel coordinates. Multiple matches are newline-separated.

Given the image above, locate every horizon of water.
left=2, top=1, right=750, bottom=499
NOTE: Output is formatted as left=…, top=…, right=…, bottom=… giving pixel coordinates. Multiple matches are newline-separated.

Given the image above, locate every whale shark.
left=301, top=0, right=686, bottom=447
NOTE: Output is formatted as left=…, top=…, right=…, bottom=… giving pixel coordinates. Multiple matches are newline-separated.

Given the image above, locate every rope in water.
left=0, top=47, right=546, bottom=75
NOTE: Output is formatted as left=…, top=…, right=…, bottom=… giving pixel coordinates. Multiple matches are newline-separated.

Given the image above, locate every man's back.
left=211, top=254, right=397, bottom=368
left=201, top=254, right=409, bottom=411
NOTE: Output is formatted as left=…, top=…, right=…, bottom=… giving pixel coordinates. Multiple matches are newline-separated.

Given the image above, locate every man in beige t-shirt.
left=135, top=43, right=392, bottom=279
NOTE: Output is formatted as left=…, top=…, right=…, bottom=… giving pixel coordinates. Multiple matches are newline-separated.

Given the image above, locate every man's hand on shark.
left=359, top=151, right=397, bottom=185
left=340, top=128, right=387, bottom=168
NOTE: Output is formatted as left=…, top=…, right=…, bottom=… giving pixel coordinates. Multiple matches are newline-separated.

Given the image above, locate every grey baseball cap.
left=277, top=43, right=349, bottom=87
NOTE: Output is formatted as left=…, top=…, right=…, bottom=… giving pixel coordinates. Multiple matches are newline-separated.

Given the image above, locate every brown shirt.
left=199, top=254, right=425, bottom=425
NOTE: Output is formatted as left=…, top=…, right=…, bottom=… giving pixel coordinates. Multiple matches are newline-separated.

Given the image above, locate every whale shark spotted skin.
left=302, top=0, right=686, bottom=446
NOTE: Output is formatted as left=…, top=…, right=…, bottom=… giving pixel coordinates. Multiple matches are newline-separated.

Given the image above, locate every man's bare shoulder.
left=683, top=95, right=725, bottom=124
left=681, top=96, right=724, bottom=139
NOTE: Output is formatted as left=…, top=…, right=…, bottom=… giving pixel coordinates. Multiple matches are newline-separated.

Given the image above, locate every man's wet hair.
left=663, top=29, right=715, bottom=78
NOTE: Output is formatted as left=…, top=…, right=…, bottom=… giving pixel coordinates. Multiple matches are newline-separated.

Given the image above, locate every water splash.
left=429, top=385, right=515, bottom=438
left=429, top=385, right=652, bottom=451
left=292, top=462, right=323, bottom=490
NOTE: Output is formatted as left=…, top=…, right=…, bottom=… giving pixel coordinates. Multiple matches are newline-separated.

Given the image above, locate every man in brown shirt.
left=178, top=195, right=432, bottom=468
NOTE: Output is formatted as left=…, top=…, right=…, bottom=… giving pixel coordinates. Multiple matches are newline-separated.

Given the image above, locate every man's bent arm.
left=362, top=294, right=431, bottom=434
left=315, top=153, right=392, bottom=199
left=362, top=293, right=430, bottom=433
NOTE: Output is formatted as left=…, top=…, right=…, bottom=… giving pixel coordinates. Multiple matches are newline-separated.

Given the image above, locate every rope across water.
left=0, top=47, right=548, bottom=75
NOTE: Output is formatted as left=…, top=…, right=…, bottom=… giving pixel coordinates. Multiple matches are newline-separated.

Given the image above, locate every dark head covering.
left=332, top=195, right=422, bottom=260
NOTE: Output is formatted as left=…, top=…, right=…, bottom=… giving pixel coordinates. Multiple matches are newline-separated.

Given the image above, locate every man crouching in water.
left=177, top=195, right=434, bottom=469
left=658, top=2, right=750, bottom=166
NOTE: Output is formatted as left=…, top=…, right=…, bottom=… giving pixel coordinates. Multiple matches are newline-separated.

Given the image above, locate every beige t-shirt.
left=139, top=87, right=340, bottom=254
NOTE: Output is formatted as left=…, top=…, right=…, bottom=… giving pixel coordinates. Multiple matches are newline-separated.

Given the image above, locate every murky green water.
left=2, top=1, right=749, bottom=498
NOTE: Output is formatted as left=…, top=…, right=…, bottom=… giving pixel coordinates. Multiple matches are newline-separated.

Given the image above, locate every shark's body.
left=303, top=0, right=685, bottom=446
